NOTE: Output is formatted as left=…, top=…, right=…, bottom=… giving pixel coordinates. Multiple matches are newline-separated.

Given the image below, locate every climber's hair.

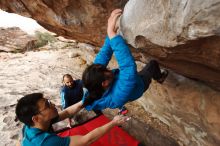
left=15, top=93, right=43, bottom=126
left=82, top=64, right=108, bottom=107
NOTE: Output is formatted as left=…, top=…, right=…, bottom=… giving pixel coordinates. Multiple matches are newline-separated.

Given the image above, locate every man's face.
left=35, top=98, right=58, bottom=123
left=63, top=77, right=74, bottom=88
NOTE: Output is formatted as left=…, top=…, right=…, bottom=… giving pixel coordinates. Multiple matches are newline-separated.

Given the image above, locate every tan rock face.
left=121, top=0, right=220, bottom=47
left=137, top=71, right=220, bottom=146
left=0, top=0, right=128, bottom=46
left=120, top=0, right=220, bottom=90
left=0, top=27, right=36, bottom=52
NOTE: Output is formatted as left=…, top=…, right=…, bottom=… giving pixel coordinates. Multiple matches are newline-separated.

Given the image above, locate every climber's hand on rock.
left=107, top=9, right=122, bottom=39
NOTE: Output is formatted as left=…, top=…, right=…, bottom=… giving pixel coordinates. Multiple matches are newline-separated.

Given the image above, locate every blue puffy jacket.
left=83, top=35, right=145, bottom=110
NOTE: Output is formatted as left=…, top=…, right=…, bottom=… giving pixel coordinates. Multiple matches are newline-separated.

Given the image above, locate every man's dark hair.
left=15, top=93, right=43, bottom=126
left=82, top=64, right=108, bottom=107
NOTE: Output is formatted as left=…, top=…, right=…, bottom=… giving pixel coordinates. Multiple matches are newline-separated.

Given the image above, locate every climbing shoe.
left=157, top=69, right=169, bottom=84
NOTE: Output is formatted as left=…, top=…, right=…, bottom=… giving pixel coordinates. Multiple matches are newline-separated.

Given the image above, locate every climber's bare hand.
left=107, top=9, right=122, bottom=39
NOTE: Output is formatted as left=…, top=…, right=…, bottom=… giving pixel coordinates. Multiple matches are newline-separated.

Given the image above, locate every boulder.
left=0, top=27, right=36, bottom=52
left=138, top=70, right=220, bottom=146
left=120, top=0, right=220, bottom=90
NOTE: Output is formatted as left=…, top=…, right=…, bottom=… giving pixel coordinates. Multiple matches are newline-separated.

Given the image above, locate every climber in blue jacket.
left=82, top=9, right=168, bottom=111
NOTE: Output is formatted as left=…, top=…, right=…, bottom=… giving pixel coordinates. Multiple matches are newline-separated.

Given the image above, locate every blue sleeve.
left=107, top=35, right=137, bottom=109
left=43, top=135, right=70, bottom=146
left=82, top=88, right=89, bottom=103
left=110, top=35, right=137, bottom=74
left=94, top=36, right=113, bottom=67
left=60, top=88, right=68, bottom=109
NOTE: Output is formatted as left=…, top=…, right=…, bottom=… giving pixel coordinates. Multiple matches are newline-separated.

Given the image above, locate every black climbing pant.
left=138, top=60, right=163, bottom=91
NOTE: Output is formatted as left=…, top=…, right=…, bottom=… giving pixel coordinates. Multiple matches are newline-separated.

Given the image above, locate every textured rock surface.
left=136, top=69, right=220, bottom=146
left=0, top=0, right=128, bottom=46
left=120, top=0, right=220, bottom=91
left=121, top=0, right=220, bottom=47
left=0, top=27, right=36, bottom=52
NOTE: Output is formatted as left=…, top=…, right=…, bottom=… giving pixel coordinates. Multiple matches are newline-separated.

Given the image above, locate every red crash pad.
left=57, top=115, right=139, bottom=146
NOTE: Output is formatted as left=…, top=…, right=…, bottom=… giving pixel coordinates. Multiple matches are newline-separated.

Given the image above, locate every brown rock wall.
left=0, top=27, right=36, bottom=52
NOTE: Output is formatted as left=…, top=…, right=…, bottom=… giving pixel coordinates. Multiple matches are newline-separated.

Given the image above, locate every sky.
left=0, top=9, right=43, bottom=34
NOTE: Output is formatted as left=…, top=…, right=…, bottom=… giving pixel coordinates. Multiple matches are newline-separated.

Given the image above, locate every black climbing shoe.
left=157, top=70, right=169, bottom=84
